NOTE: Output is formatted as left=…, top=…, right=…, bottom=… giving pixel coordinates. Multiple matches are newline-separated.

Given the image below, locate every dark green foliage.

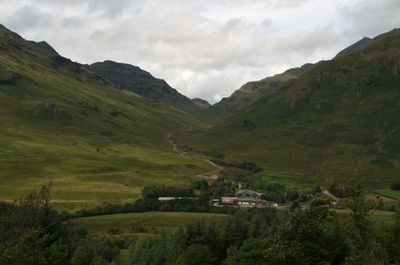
left=259, top=182, right=304, bottom=203
left=224, top=238, right=271, bottom=265
left=385, top=213, right=400, bottom=264
left=391, top=183, right=400, bottom=190
left=211, top=158, right=262, bottom=174
left=177, top=244, right=213, bottom=265
left=0, top=185, right=70, bottom=265
left=125, top=208, right=281, bottom=265
left=142, top=185, right=195, bottom=199
left=191, top=180, right=209, bottom=191
left=330, top=181, right=347, bottom=198
left=207, top=178, right=237, bottom=197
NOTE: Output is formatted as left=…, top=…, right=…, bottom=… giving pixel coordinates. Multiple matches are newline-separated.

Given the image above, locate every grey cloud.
left=338, top=0, right=400, bottom=38
left=6, top=5, right=50, bottom=32
left=0, top=0, right=398, bottom=103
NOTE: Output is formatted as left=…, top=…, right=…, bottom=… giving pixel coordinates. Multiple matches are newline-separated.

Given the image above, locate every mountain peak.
left=335, top=36, right=373, bottom=58
left=88, top=61, right=201, bottom=112
left=33, top=41, right=59, bottom=55
left=192, top=98, right=210, bottom=108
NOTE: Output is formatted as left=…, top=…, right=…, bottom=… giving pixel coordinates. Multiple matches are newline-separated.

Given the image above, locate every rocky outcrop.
left=0, top=71, right=22, bottom=84
left=387, top=56, right=400, bottom=75
left=44, top=103, right=58, bottom=114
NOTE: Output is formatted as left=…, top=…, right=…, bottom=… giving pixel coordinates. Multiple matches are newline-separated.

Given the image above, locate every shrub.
left=391, top=183, right=400, bottom=190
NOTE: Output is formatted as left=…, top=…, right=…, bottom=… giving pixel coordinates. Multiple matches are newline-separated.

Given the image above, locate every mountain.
left=88, top=60, right=203, bottom=112
left=335, top=37, right=372, bottom=58
left=184, top=28, right=400, bottom=188
left=211, top=63, right=314, bottom=118
left=0, top=24, right=214, bottom=208
left=211, top=35, right=382, bottom=119
left=192, top=98, right=211, bottom=108
left=32, top=40, right=59, bottom=55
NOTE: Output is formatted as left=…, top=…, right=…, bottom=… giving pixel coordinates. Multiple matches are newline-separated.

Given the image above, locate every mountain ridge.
left=88, top=60, right=206, bottom=113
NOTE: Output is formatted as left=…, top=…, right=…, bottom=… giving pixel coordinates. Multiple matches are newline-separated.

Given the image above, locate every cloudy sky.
left=0, top=0, right=399, bottom=103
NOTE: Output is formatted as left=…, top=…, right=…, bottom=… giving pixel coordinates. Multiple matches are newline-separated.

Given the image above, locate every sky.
left=0, top=0, right=399, bottom=103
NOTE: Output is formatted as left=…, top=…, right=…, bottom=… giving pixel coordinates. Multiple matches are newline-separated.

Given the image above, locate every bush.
left=142, top=185, right=194, bottom=199
left=329, top=181, right=347, bottom=198
left=391, top=183, right=400, bottom=190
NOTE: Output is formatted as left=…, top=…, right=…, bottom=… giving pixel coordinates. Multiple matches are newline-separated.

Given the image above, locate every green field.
left=332, top=209, right=397, bottom=224
left=375, top=190, right=400, bottom=201
left=71, top=212, right=230, bottom=235
left=261, top=170, right=318, bottom=189
left=369, top=214, right=397, bottom=225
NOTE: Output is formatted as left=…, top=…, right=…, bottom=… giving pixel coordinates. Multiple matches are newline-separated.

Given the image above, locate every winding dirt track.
left=165, top=133, right=222, bottom=180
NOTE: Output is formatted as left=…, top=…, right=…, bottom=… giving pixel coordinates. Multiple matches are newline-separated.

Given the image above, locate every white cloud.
left=0, top=0, right=399, bottom=103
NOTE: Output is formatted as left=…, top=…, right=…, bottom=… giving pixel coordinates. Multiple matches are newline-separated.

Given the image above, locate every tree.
left=387, top=213, right=400, bottom=263
left=224, top=239, right=270, bottom=265
left=177, top=244, right=213, bottom=265
left=0, top=184, right=70, bottom=265
left=344, top=177, right=387, bottom=265
left=345, top=177, right=373, bottom=242
left=290, top=200, right=301, bottom=211
left=391, top=183, right=400, bottom=190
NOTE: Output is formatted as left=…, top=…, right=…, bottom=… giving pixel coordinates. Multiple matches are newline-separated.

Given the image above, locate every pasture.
left=375, top=189, right=400, bottom=201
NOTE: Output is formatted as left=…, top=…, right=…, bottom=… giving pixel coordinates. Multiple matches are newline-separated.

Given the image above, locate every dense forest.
left=1, top=181, right=399, bottom=265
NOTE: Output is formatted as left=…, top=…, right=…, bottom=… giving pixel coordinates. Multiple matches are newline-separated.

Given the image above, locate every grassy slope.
left=0, top=25, right=215, bottom=210
left=185, top=29, right=400, bottom=188
left=71, top=212, right=229, bottom=235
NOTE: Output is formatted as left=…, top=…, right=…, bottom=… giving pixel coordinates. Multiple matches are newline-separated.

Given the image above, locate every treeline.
left=210, top=158, right=262, bottom=173
left=72, top=181, right=238, bottom=219
left=142, top=185, right=194, bottom=199
left=391, top=183, right=400, bottom=191
left=259, top=182, right=322, bottom=203
left=330, top=181, right=399, bottom=212
left=191, top=178, right=237, bottom=197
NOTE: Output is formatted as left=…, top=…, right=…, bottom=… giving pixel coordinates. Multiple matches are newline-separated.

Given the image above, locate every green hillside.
left=184, top=29, right=400, bottom=188
left=0, top=25, right=214, bottom=209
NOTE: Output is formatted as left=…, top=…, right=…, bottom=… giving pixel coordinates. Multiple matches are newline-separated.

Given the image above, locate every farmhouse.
left=216, top=189, right=278, bottom=208
left=221, top=197, right=236, bottom=206
left=235, top=189, right=260, bottom=199
left=158, top=197, right=198, bottom=201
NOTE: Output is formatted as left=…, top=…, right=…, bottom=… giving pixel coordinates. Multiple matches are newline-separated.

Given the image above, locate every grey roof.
left=235, top=190, right=257, bottom=197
